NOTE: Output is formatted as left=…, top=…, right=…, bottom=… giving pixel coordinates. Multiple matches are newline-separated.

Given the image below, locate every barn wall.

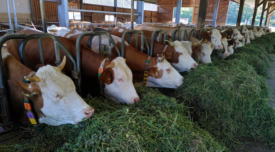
left=31, top=1, right=157, bottom=24
left=0, top=0, right=31, bottom=24
left=216, top=0, right=229, bottom=25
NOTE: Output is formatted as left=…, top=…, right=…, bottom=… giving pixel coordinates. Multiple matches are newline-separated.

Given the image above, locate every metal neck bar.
left=6, top=0, right=13, bottom=30
left=131, top=0, right=134, bottom=30
left=12, top=0, right=18, bottom=29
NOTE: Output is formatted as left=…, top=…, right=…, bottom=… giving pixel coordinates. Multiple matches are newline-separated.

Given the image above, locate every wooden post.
left=114, top=0, right=117, bottom=24
left=212, top=0, right=220, bottom=26
left=265, top=3, right=269, bottom=26
left=252, top=0, right=260, bottom=26
left=236, top=0, right=245, bottom=27
left=175, top=0, right=182, bottom=24
left=260, top=0, right=267, bottom=26
left=197, top=0, right=208, bottom=29
left=80, top=0, right=84, bottom=21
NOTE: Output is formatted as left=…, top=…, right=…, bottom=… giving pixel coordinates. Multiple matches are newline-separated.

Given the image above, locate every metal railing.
left=171, top=29, right=188, bottom=41
left=69, top=8, right=140, bottom=16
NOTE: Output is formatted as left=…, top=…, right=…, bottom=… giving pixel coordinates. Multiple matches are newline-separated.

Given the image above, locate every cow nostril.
left=134, top=97, right=140, bottom=103
left=84, top=108, right=94, bottom=118
left=194, top=63, right=198, bottom=68
left=181, top=77, right=184, bottom=81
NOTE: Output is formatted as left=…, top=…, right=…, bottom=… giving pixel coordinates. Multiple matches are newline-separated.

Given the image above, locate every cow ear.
left=8, top=80, right=31, bottom=93
left=99, top=69, right=114, bottom=84
left=148, top=67, right=159, bottom=77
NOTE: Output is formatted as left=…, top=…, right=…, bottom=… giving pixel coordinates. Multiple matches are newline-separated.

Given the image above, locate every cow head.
left=234, top=39, right=243, bottom=48
left=210, top=29, right=223, bottom=50
left=101, top=57, right=140, bottom=104
left=180, top=41, right=193, bottom=55
left=221, top=38, right=229, bottom=58
left=10, top=57, right=94, bottom=126
left=199, top=42, right=214, bottom=63
left=146, top=55, right=183, bottom=89
left=249, top=30, right=255, bottom=40
left=241, top=26, right=249, bottom=34
left=166, top=40, right=198, bottom=72
left=228, top=45, right=234, bottom=55
left=232, top=29, right=243, bottom=40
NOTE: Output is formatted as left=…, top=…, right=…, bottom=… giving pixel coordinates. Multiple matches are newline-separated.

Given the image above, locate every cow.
left=68, top=33, right=184, bottom=88
left=249, top=30, right=255, bottom=40
left=190, top=36, right=214, bottom=64
left=7, top=29, right=140, bottom=104
left=253, top=27, right=262, bottom=38
left=1, top=47, right=94, bottom=126
left=259, top=28, right=266, bottom=35
left=220, top=33, right=230, bottom=58
left=108, top=31, right=198, bottom=72
left=241, top=26, right=251, bottom=44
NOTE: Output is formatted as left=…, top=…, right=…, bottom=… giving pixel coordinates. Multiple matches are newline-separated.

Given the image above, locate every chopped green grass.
left=0, top=88, right=227, bottom=152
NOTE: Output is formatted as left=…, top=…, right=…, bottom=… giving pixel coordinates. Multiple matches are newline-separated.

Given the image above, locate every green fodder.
left=0, top=88, right=227, bottom=152
left=172, top=58, right=275, bottom=148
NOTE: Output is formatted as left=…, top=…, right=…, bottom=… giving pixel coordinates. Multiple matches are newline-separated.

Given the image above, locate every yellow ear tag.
left=205, top=39, right=207, bottom=42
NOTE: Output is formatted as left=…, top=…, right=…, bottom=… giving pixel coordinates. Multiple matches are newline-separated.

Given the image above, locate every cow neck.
left=4, top=55, right=45, bottom=123
left=81, top=47, right=111, bottom=78
left=115, top=42, right=157, bottom=72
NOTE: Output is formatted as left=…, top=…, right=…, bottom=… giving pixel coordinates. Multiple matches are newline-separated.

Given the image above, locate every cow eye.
left=202, top=53, right=205, bottom=56
left=179, top=53, right=183, bottom=55
left=211, top=37, right=214, bottom=39
left=56, top=95, right=63, bottom=99
left=118, top=78, right=123, bottom=82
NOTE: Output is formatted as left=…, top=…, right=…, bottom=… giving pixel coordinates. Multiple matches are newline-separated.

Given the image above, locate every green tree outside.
left=173, top=7, right=193, bottom=23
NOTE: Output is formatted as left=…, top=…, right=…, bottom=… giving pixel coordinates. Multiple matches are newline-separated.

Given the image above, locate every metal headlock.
left=150, top=30, right=168, bottom=54
left=81, top=31, right=121, bottom=96
left=171, top=29, right=188, bottom=41
left=18, top=34, right=79, bottom=93
left=0, top=34, right=26, bottom=126
left=121, top=30, right=151, bottom=56
left=188, top=29, right=198, bottom=40
left=85, top=31, right=121, bottom=57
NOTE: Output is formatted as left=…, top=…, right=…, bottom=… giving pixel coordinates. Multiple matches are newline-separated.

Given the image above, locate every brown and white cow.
left=1, top=47, right=94, bottom=126
left=66, top=32, right=183, bottom=89
left=7, top=29, right=140, bottom=104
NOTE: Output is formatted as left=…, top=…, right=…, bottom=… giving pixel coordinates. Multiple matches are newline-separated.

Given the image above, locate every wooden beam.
left=236, top=0, right=245, bottom=27
left=258, top=0, right=267, bottom=7
left=260, top=0, right=267, bottom=25
left=197, top=0, right=208, bottom=29
left=269, top=8, right=275, bottom=14
left=44, top=0, right=61, bottom=3
left=265, top=3, right=270, bottom=25
left=252, top=0, right=260, bottom=26
left=114, top=0, right=117, bottom=24
left=212, top=0, right=220, bottom=26
left=265, top=2, right=275, bottom=11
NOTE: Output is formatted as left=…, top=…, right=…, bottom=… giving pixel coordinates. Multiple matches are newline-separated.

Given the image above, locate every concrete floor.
left=232, top=54, right=275, bottom=152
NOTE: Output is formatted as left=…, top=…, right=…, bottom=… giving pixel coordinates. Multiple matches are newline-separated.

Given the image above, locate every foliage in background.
left=226, top=1, right=265, bottom=26
left=173, top=7, right=193, bottom=23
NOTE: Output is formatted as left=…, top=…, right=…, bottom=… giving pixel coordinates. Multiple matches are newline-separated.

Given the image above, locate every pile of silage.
left=0, top=88, right=226, bottom=152
left=169, top=33, right=275, bottom=148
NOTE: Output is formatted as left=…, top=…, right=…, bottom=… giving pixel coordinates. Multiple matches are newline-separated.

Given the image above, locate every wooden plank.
left=252, top=0, right=260, bottom=26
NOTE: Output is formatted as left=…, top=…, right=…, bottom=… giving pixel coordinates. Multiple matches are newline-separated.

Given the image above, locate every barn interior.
left=1, top=0, right=275, bottom=152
